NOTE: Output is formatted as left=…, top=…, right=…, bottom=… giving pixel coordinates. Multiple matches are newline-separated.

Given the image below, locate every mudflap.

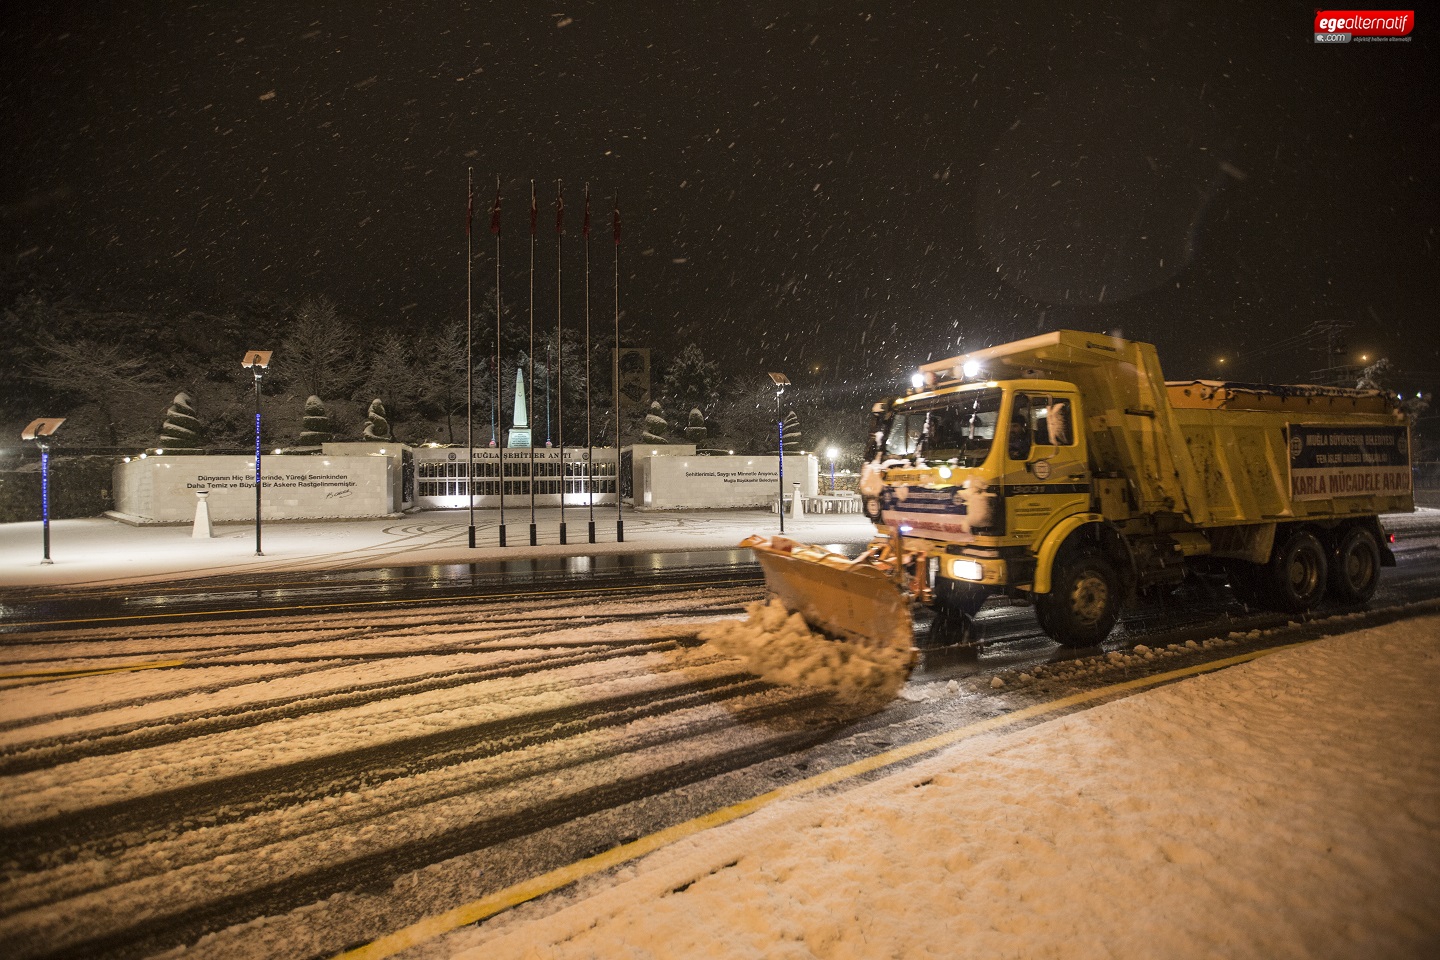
left=741, top=534, right=917, bottom=665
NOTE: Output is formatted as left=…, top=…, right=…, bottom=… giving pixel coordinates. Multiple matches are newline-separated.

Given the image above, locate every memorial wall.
left=111, top=453, right=398, bottom=523
left=631, top=451, right=818, bottom=509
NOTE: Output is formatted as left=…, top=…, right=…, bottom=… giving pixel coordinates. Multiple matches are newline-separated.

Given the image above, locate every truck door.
left=1004, top=392, right=1090, bottom=540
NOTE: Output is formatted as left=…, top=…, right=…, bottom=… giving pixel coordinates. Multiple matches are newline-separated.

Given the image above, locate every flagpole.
left=584, top=183, right=595, bottom=544
left=556, top=179, right=567, bottom=545
left=613, top=190, right=623, bottom=543
left=494, top=176, right=507, bottom=547
left=466, top=168, right=476, bottom=549
left=529, top=178, right=537, bottom=547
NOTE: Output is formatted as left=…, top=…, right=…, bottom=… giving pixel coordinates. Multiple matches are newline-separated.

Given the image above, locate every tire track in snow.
left=20, top=717, right=832, bottom=960
left=0, top=592, right=757, bottom=735
left=0, top=635, right=713, bottom=775
left=0, top=666, right=783, bottom=871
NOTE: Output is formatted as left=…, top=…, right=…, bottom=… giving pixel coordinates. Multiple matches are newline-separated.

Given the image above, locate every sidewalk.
left=0, top=508, right=875, bottom=591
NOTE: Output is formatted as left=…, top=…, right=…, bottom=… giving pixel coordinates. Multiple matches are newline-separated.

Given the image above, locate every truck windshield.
left=917, top=388, right=1003, bottom=464
left=881, top=411, right=923, bottom=458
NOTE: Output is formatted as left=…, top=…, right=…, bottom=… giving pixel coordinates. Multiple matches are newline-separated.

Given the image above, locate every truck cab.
left=865, top=380, right=1088, bottom=545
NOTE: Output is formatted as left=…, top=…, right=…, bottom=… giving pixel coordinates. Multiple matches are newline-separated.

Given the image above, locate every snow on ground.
left=0, top=635, right=734, bottom=827
left=698, top=599, right=910, bottom=707
left=431, top=614, right=1440, bottom=960
left=0, top=509, right=877, bottom=589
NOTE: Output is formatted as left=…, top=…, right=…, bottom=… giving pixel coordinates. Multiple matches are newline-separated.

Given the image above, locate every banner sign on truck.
left=1288, top=424, right=1410, bottom=501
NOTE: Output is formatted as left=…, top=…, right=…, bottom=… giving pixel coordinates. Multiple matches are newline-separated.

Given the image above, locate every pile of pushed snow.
left=697, top=599, right=909, bottom=705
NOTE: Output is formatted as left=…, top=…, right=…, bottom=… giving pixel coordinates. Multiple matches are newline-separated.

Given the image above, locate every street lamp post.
left=21, top=418, right=65, bottom=564
left=827, top=445, right=838, bottom=494
left=243, top=350, right=272, bottom=557
left=768, top=373, right=790, bottom=534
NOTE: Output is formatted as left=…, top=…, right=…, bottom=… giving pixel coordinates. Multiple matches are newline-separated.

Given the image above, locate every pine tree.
left=282, top=295, right=359, bottom=399
left=661, top=344, right=720, bottom=416
left=159, top=392, right=205, bottom=452
left=422, top=318, right=469, bottom=444
left=684, top=407, right=707, bottom=444
left=299, top=395, right=333, bottom=446
left=363, top=398, right=391, bottom=440
left=360, top=333, right=415, bottom=420
left=640, top=400, right=669, bottom=444
left=782, top=410, right=802, bottom=448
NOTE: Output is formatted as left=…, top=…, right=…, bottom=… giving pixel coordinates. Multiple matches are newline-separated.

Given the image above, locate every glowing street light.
left=243, top=350, right=272, bottom=556
left=826, top=445, right=838, bottom=493
left=21, top=417, right=65, bottom=564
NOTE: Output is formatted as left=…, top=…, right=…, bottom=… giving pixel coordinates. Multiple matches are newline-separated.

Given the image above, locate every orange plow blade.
left=741, top=534, right=916, bottom=659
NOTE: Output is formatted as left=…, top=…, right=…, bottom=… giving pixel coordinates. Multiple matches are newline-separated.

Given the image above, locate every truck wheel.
left=927, top=605, right=974, bottom=645
left=1329, top=526, right=1380, bottom=605
left=1032, top=595, right=1052, bottom=635
left=1266, top=530, right=1328, bottom=613
left=1037, top=552, right=1119, bottom=647
left=927, top=578, right=986, bottom=646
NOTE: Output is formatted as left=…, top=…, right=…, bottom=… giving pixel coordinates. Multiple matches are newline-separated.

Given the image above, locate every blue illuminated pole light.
left=21, top=417, right=65, bottom=565
left=242, top=351, right=272, bottom=557
left=40, top=444, right=52, bottom=563
left=254, top=408, right=263, bottom=556
left=769, top=373, right=789, bottom=534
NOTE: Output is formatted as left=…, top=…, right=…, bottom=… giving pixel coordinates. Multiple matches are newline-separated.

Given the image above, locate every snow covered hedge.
left=0, top=455, right=117, bottom=522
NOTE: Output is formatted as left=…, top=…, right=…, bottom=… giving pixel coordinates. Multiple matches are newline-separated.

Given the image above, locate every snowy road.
left=2, top=512, right=1438, bottom=959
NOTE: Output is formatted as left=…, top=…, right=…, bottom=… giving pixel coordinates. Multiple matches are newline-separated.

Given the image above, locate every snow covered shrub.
left=159, top=392, right=205, bottom=452
left=299, top=395, right=333, bottom=447
left=684, top=407, right=708, bottom=444
left=641, top=400, right=669, bottom=444
left=363, top=398, right=391, bottom=440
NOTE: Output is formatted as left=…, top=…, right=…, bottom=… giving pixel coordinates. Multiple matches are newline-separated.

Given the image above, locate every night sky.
left=4, top=1, right=1437, bottom=392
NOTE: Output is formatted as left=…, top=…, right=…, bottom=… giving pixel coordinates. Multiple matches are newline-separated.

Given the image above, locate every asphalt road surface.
left=2, top=513, right=1437, bottom=959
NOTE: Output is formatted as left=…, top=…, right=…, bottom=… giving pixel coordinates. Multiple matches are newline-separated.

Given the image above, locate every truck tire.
left=1037, top=551, right=1119, bottom=647
left=1032, top=595, right=1053, bottom=635
left=1266, top=529, right=1328, bottom=613
left=927, top=578, right=986, bottom=646
left=1328, top=526, right=1380, bottom=605
left=927, top=605, right=973, bottom=645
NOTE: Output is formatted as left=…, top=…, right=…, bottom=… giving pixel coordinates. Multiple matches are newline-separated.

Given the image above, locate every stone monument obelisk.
left=507, top=368, right=532, bottom=448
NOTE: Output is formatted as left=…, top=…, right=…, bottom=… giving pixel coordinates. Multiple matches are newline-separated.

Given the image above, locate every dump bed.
left=921, top=331, right=1413, bottom=527
left=1166, top=380, right=1412, bottom=521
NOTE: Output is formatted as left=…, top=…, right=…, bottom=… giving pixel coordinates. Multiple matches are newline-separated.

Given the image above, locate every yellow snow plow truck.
left=744, top=330, right=1413, bottom=653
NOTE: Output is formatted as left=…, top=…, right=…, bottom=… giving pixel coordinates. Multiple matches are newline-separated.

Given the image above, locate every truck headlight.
left=951, top=559, right=984, bottom=582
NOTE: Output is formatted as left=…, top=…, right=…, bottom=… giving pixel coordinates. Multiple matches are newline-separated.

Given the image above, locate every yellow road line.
left=8, top=576, right=761, bottom=629
left=0, top=658, right=187, bottom=684
left=337, top=639, right=1313, bottom=959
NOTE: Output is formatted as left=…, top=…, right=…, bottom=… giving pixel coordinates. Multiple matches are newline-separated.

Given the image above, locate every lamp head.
left=21, top=418, right=65, bottom=441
